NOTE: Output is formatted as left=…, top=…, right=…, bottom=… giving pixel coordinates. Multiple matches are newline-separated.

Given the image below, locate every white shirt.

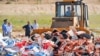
left=33, top=23, right=39, bottom=29
left=7, top=25, right=12, bottom=32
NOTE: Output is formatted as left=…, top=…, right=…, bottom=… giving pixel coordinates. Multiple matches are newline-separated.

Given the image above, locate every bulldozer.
left=31, top=0, right=91, bottom=35
left=51, top=0, right=89, bottom=28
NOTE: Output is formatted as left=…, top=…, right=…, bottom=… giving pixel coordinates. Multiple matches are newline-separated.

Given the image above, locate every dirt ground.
left=0, top=1, right=100, bottom=15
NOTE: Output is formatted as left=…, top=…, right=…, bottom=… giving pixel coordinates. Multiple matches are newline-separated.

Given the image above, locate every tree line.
left=0, top=0, right=56, bottom=4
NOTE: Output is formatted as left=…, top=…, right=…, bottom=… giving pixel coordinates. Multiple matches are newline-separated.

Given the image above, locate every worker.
left=65, top=7, right=72, bottom=17
left=32, top=20, right=39, bottom=30
left=7, top=22, right=13, bottom=38
left=2, top=19, right=8, bottom=37
left=23, top=21, right=33, bottom=38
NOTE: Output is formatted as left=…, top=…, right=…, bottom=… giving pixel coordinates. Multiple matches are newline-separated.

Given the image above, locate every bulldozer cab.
left=51, top=0, right=89, bottom=28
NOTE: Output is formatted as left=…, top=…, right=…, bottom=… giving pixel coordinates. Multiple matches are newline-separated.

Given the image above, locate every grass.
left=89, top=14, right=100, bottom=29
left=0, top=14, right=100, bottom=32
left=0, top=14, right=54, bottom=31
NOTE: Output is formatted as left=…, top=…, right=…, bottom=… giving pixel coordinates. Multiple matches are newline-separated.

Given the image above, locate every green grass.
left=0, top=14, right=54, bottom=31
left=89, top=14, right=100, bottom=29
left=0, top=14, right=100, bottom=32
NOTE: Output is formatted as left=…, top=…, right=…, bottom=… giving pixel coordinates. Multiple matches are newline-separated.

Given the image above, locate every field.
left=89, top=14, right=100, bottom=28
left=0, top=14, right=53, bottom=31
left=0, top=14, right=100, bottom=31
left=0, top=1, right=100, bottom=35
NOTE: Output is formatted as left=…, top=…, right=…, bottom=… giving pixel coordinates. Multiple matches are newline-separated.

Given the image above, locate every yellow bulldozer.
left=31, top=0, right=92, bottom=35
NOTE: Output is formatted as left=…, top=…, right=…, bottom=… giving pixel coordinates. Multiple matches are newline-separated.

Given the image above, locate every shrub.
left=0, top=0, right=3, bottom=1
left=6, top=1, right=12, bottom=4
